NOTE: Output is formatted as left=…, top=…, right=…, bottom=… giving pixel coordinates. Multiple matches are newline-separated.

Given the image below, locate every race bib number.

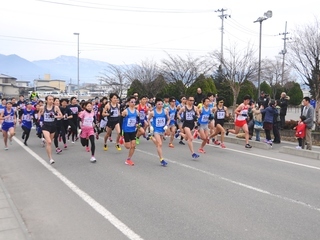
left=201, top=115, right=209, bottom=122
left=170, top=113, right=175, bottom=120
left=156, top=117, right=165, bottom=127
left=4, top=115, right=14, bottom=123
left=23, top=114, right=32, bottom=121
left=185, top=112, right=193, bottom=121
left=83, top=117, right=93, bottom=127
left=140, top=111, right=146, bottom=120
left=127, top=117, right=136, bottom=127
left=217, top=111, right=225, bottom=119
left=44, top=113, right=54, bottom=122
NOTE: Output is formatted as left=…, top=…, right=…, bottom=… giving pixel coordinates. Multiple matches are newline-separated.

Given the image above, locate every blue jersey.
left=2, top=108, right=15, bottom=129
left=122, top=108, right=138, bottom=133
left=22, top=109, right=34, bottom=129
left=198, top=106, right=211, bottom=125
left=152, top=109, right=167, bottom=134
left=168, top=106, right=176, bottom=125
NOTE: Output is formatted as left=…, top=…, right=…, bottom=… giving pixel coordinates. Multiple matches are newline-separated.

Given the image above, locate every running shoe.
left=179, top=140, right=185, bottom=145
left=125, top=159, right=134, bottom=166
left=119, top=136, right=124, bottom=145
left=56, top=148, right=62, bottom=154
left=198, top=148, right=206, bottom=153
left=136, top=137, right=140, bottom=145
left=90, top=156, right=97, bottom=163
left=226, top=129, right=229, bottom=136
left=146, top=133, right=152, bottom=141
left=192, top=153, right=200, bottom=159
left=24, top=142, right=28, bottom=146
left=64, top=144, right=67, bottom=149
left=245, top=144, right=252, bottom=148
left=109, top=137, right=113, bottom=142
left=169, top=143, right=174, bottom=148
left=220, top=143, right=226, bottom=148
left=50, top=159, right=55, bottom=164
left=95, top=132, right=99, bottom=140
left=193, top=130, right=199, bottom=139
left=115, top=144, right=122, bottom=151
left=206, top=138, right=210, bottom=144
left=41, top=138, right=46, bottom=147
left=160, top=159, right=168, bottom=166
left=4, top=147, right=8, bottom=150
left=103, top=144, right=108, bottom=151
left=22, top=132, right=25, bottom=140
left=174, top=129, right=180, bottom=138
left=86, top=146, right=90, bottom=152
left=295, top=146, right=302, bottom=149
left=214, top=140, right=220, bottom=145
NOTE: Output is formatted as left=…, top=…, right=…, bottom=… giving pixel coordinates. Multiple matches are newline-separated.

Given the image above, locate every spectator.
left=260, top=100, right=278, bottom=145
left=293, top=115, right=306, bottom=149
left=257, top=91, right=270, bottom=121
left=29, top=91, right=39, bottom=101
left=301, top=97, right=315, bottom=150
left=310, top=97, right=316, bottom=109
left=279, top=92, right=289, bottom=129
left=194, top=88, right=205, bottom=106
left=273, top=100, right=281, bottom=143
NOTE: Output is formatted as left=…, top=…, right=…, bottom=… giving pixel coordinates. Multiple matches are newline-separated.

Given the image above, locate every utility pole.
left=279, top=21, right=290, bottom=86
left=215, top=8, right=230, bottom=68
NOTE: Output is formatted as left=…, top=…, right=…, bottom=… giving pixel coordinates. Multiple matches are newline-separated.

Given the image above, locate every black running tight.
left=81, top=135, right=95, bottom=156
left=21, top=126, right=31, bottom=143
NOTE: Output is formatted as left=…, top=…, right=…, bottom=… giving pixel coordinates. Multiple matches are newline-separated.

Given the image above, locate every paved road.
left=1, top=128, right=320, bottom=240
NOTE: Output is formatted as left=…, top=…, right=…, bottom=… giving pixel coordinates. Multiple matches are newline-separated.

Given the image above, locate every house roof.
left=16, top=80, right=30, bottom=83
left=0, top=74, right=17, bottom=79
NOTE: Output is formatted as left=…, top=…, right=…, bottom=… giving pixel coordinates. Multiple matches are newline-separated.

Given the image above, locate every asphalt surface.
left=1, top=127, right=320, bottom=240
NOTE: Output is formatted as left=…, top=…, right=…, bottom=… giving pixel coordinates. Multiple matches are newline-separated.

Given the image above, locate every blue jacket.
left=260, top=106, right=278, bottom=124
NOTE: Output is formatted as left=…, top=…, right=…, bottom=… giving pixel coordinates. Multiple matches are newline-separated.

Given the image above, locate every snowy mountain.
left=0, top=54, right=110, bottom=83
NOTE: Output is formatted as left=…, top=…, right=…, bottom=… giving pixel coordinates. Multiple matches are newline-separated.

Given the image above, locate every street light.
left=254, top=10, right=272, bottom=99
left=73, top=33, right=80, bottom=99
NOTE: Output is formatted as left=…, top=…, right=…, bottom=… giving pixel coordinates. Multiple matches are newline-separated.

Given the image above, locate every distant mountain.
left=0, top=54, right=110, bottom=83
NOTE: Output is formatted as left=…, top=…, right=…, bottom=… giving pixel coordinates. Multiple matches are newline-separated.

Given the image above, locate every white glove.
left=149, top=126, right=154, bottom=134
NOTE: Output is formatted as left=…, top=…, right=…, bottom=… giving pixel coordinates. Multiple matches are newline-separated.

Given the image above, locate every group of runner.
left=0, top=93, right=253, bottom=166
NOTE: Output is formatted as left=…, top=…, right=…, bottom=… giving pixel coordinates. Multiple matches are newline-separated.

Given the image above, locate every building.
left=34, top=74, right=66, bottom=93
left=15, top=80, right=30, bottom=88
left=0, top=74, right=20, bottom=97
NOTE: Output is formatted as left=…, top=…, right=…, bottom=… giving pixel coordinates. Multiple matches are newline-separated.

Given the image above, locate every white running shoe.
left=295, top=146, right=302, bottom=149
left=90, top=156, right=97, bottom=163
left=50, top=159, right=55, bottom=164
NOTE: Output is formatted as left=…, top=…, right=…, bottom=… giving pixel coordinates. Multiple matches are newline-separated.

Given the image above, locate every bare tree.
left=287, top=18, right=320, bottom=126
left=98, top=63, right=129, bottom=97
left=160, top=53, right=214, bottom=88
left=211, top=44, right=258, bottom=110
left=261, top=57, right=292, bottom=99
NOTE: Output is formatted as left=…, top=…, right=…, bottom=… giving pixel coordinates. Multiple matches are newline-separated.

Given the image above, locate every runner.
left=175, top=96, right=187, bottom=145
left=0, top=98, right=6, bottom=132
left=197, top=97, right=211, bottom=153
left=59, top=98, right=70, bottom=149
left=121, top=96, right=140, bottom=166
left=177, top=96, right=200, bottom=159
left=78, top=101, right=97, bottom=163
left=102, top=93, right=121, bottom=151
left=20, top=102, right=34, bottom=146
left=67, top=96, right=82, bottom=143
left=147, top=98, right=170, bottom=166
left=136, top=95, right=150, bottom=144
left=38, top=95, right=63, bottom=164
left=166, top=97, right=177, bottom=148
left=0, top=101, right=16, bottom=150
left=209, top=97, right=229, bottom=148
left=226, top=95, right=252, bottom=148
left=53, top=98, right=63, bottom=154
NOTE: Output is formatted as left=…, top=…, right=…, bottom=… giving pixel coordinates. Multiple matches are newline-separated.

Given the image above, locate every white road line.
left=136, top=149, right=320, bottom=213
left=13, top=137, right=144, bottom=240
left=193, top=140, right=320, bottom=171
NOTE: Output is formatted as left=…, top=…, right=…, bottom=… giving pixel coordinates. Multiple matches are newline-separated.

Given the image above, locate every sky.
left=0, top=0, right=319, bottom=65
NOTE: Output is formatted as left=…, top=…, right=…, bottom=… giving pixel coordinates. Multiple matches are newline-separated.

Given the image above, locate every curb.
left=0, top=177, right=32, bottom=240
left=223, top=136, right=271, bottom=150
left=279, top=146, right=320, bottom=160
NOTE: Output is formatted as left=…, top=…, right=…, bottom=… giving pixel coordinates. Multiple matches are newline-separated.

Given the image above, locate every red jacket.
left=295, top=122, right=306, bottom=138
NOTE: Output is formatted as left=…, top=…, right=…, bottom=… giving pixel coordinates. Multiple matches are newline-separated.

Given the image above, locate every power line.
left=36, top=0, right=213, bottom=13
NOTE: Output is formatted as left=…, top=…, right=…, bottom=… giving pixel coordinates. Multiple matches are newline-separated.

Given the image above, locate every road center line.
left=13, top=137, right=144, bottom=240
left=193, top=140, right=320, bottom=171
left=136, top=149, right=320, bottom=213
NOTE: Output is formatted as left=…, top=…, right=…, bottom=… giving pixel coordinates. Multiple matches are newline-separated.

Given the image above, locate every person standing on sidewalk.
left=301, top=97, right=315, bottom=150
left=279, top=92, right=289, bottom=129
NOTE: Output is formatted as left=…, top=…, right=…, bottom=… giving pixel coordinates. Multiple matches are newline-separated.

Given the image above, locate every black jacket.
left=279, top=97, right=288, bottom=116
left=194, top=93, right=205, bottom=106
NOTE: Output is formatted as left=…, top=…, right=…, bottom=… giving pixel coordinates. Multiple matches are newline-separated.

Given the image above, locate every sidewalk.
left=0, top=177, right=31, bottom=240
